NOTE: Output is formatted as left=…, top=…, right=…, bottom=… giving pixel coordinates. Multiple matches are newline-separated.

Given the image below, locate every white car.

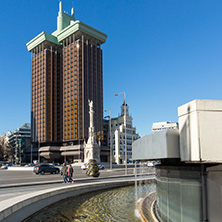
left=81, top=163, right=88, bottom=170
left=1, top=163, right=13, bottom=170
left=147, top=161, right=154, bottom=167
left=1, top=165, right=8, bottom=170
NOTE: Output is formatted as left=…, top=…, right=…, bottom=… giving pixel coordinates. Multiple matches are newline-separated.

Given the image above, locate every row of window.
left=32, top=90, right=45, bottom=95
left=32, top=83, right=46, bottom=88
left=33, top=54, right=46, bottom=59
left=64, top=82, right=82, bottom=87
left=32, top=60, right=45, bottom=66
left=64, top=86, right=78, bottom=90
left=63, top=112, right=78, bottom=118
left=64, top=109, right=78, bottom=113
left=64, top=117, right=78, bottom=122
left=64, top=134, right=78, bottom=140
left=32, top=79, right=46, bottom=84
left=32, top=104, right=46, bottom=109
left=32, top=100, right=46, bottom=105
left=116, top=151, right=132, bottom=156
left=119, top=141, right=132, bottom=145
left=64, top=74, right=78, bottom=78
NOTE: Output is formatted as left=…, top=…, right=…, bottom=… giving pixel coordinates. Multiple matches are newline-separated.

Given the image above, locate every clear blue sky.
left=1, top=0, right=222, bottom=137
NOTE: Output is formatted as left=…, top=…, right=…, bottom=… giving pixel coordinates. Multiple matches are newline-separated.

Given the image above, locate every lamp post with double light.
left=115, top=91, right=127, bottom=175
left=105, top=108, right=112, bottom=171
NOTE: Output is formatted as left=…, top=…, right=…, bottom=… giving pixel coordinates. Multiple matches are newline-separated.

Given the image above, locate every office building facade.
left=26, top=2, right=107, bottom=162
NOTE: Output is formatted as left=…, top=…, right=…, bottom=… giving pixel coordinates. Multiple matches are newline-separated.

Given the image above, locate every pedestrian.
left=61, top=163, right=68, bottom=183
left=67, top=164, right=74, bottom=184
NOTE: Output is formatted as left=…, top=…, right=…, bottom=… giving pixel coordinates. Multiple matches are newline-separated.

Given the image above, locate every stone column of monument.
left=84, top=100, right=100, bottom=163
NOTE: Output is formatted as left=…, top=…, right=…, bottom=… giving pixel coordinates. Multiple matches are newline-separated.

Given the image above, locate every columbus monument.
left=84, top=100, right=100, bottom=163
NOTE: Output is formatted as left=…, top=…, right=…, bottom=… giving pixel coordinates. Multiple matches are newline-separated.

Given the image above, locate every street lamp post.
left=115, top=91, right=127, bottom=175
left=30, top=142, right=33, bottom=164
left=38, top=140, right=40, bottom=163
left=15, top=133, right=18, bottom=165
left=105, top=108, right=112, bottom=171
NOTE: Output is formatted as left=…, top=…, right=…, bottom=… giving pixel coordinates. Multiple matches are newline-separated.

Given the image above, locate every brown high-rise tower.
left=30, top=40, right=63, bottom=145
left=62, top=36, right=103, bottom=142
left=27, top=2, right=107, bottom=161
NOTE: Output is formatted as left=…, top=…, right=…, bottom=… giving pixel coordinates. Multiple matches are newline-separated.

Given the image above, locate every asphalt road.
left=0, top=169, right=88, bottom=185
left=0, top=167, right=155, bottom=202
left=0, top=166, right=154, bottom=186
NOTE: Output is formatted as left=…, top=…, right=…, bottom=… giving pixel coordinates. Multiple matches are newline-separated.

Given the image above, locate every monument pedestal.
left=84, top=142, right=100, bottom=163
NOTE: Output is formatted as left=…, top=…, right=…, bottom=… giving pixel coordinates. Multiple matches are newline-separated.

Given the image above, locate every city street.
left=0, top=167, right=155, bottom=202
left=0, top=167, right=145, bottom=185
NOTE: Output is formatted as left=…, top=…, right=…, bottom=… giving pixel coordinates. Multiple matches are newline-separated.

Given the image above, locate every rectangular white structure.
left=178, top=99, right=222, bottom=162
left=132, top=129, right=179, bottom=160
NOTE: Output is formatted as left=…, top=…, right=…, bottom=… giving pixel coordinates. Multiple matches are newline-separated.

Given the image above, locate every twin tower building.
left=26, top=2, right=107, bottom=162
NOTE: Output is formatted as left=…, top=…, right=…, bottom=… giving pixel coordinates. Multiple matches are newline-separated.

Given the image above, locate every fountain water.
left=134, top=161, right=158, bottom=222
left=23, top=183, right=156, bottom=222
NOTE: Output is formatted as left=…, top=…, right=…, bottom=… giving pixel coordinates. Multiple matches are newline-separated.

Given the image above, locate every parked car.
left=146, top=161, right=160, bottom=167
left=24, top=163, right=36, bottom=167
left=1, top=164, right=8, bottom=170
left=98, top=163, right=105, bottom=170
left=1, top=163, right=13, bottom=170
left=147, top=161, right=154, bottom=167
left=33, top=164, right=60, bottom=175
left=52, top=163, right=60, bottom=166
left=81, top=163, right=88, bottom=170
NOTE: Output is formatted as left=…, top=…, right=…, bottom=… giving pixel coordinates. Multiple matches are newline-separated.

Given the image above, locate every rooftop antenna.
left=59, top=1, right=63, bottom=12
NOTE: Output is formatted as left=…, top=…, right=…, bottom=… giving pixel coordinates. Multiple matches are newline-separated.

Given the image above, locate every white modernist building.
left=107, top=103, right=139, bottom=164
left=152, top=121, right=178, bottom=133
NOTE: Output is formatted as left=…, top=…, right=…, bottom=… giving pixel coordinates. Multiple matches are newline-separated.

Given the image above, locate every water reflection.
left=24, top=183, right=156, bottom=222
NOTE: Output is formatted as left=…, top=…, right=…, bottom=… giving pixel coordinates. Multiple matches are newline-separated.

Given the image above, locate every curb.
left=139, top=192, right=159, bottom=222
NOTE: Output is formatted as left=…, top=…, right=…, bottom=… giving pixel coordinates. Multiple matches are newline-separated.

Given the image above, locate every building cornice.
left=57, top=20, right=107, bottom=44
left=26, top=32, right=61, bottom=52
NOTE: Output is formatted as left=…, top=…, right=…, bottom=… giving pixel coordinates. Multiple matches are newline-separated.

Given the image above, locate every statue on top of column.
left=88, top=100, right=93, bottom=112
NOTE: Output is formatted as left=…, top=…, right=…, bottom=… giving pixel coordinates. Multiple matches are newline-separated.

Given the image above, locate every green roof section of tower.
left=26, top=1, right=107, bottom=52
left=57, top=20, right=107, bottom=43
left=26, top=32, right=61, bottom=52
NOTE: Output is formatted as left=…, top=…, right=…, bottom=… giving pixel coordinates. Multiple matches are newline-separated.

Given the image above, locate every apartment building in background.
left=7, top=123, right=32, bottom=163
left=152, top=121, right=178, bottom=133
left=104, top=103, right=140, bottom=164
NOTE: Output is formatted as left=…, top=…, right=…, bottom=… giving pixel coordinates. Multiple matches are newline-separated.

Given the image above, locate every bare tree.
left=0, top=134, right=13, bottom=161
left=0, top=140, right=3, bottom=159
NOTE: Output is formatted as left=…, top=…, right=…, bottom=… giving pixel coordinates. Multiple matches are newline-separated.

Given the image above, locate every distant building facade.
left=104, top=103, right=140, bottom=164
left=152, top=121, right=178, bottom=133
left=7, top=123, right=32, bottom=163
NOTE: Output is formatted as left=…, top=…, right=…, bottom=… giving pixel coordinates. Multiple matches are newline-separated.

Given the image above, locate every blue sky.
left=1, top=0, right=222, bottom=137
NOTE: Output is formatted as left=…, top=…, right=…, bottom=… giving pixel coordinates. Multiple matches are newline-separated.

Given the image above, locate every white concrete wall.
left=178, top=100, right=222, bottom=162
left=132, top=129, right=179, bottom=160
